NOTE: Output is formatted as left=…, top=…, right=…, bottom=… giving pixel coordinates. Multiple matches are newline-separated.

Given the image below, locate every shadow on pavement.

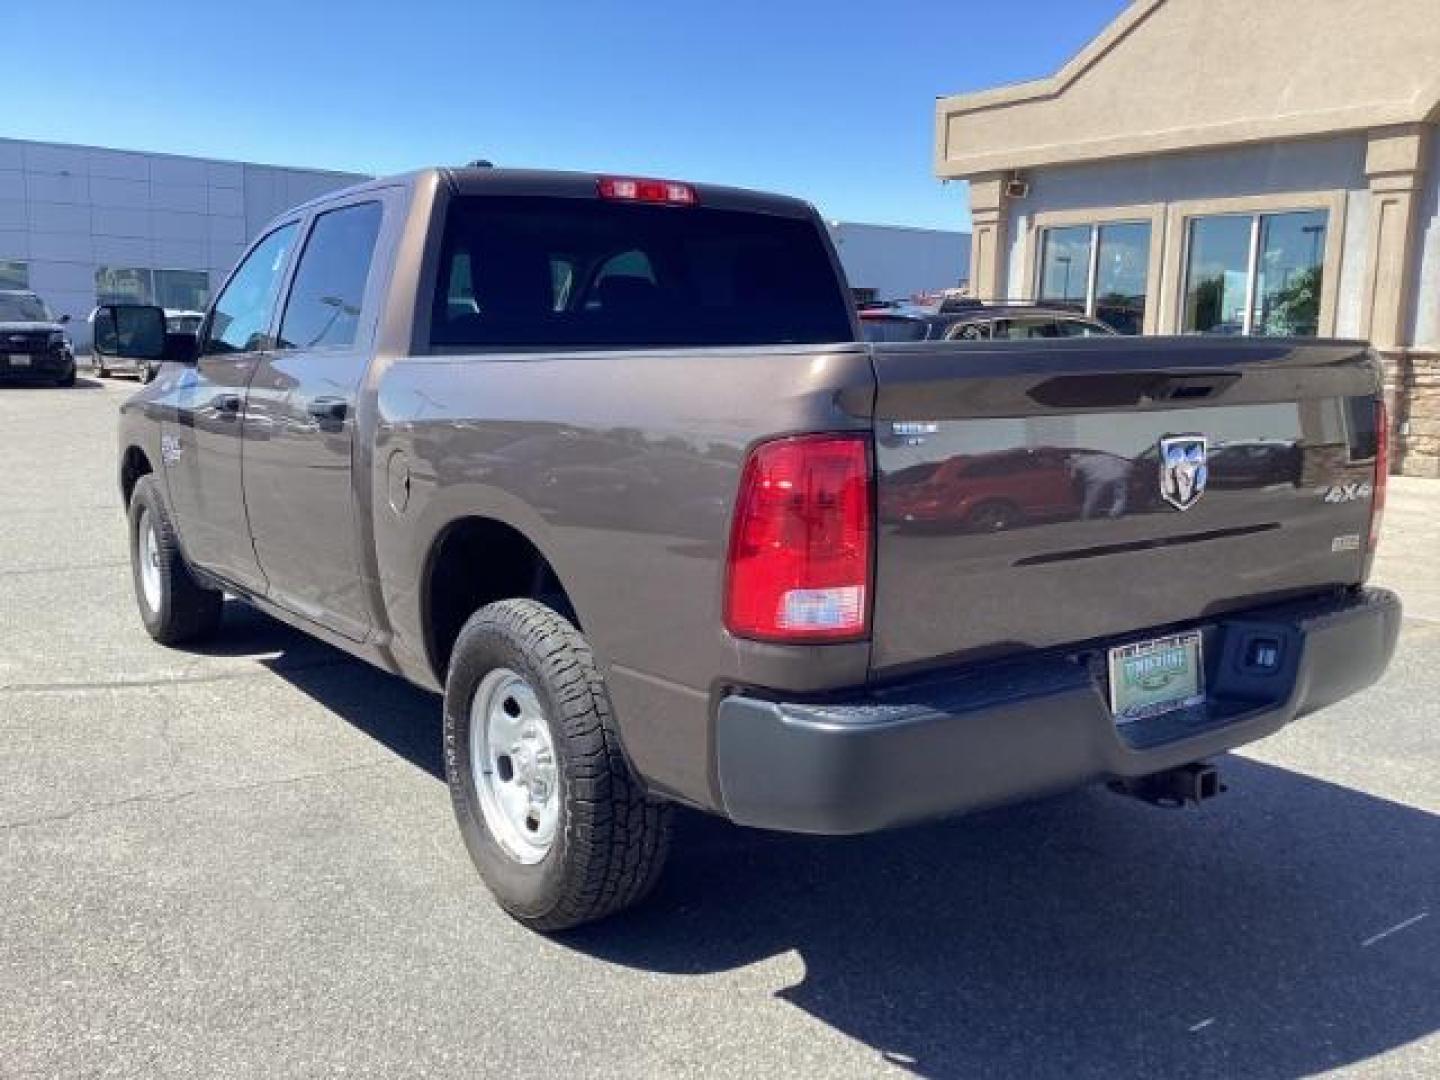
left=215, top=602, right=1440, bottom=1079
left=0, top=376, right=106, bottom=390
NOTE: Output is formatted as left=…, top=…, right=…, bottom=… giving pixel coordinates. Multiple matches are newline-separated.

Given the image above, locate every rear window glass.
left=860, top=317, right=930, bottom=343
left=431, top=196, right=854, bottom=348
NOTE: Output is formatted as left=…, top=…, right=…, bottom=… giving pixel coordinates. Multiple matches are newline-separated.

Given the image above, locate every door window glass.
left=279, top=202, right=383, bottom=350
left=204, top=223, right=299, bottom=355
left=993, top=316, right=1058, bottom=339
left=948, top=320, right=991, bottom=341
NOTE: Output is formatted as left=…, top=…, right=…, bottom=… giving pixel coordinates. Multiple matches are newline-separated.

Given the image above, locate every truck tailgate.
left=869, top=337, right=1382, bottom=675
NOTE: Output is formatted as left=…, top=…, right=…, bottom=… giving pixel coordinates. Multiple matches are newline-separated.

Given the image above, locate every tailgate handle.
left=1147, top=374, right=1240, bottom=401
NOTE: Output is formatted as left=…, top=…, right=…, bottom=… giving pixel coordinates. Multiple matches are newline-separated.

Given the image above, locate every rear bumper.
left=0, top=351, right=72, bottom=379
left=714, top=587, right=1401, bottom=834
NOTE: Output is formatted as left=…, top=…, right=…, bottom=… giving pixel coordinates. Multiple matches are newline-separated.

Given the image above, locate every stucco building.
left=934, top=0, right=1440, bottom=475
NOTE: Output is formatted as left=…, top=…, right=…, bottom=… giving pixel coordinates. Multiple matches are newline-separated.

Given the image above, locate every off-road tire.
left=444, top=599, right=672, bottom=931
left=127, top=475, right=224, bottom=645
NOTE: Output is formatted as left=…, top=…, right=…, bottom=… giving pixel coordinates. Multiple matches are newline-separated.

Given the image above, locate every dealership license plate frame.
left=1107, top=630, right=1205, bottom=725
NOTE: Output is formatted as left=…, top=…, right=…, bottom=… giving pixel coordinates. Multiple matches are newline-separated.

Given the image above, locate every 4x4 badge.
left=1159, top=435, right=1208, bottom=511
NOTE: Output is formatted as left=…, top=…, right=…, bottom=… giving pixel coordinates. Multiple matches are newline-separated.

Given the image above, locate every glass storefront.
left=1, top=260, right=29, bottom=291
left=1182, top=210, right=1327, bottom=336
left=1092, top=222, right=1150, bottom=336
left=1252, top=210, right=1327, bottom=336
left=153, top=269, right=212, bottom=312
left=1181, top=216, right=1252, bottom=334
left=1037, top=226, right=1090, bottom=309
left=1037, top=221, right=1150, bottom=334
left=95, top=267, right=211, bottom=312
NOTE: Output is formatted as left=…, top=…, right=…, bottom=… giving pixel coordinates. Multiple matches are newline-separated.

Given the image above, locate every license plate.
left=5, top=354, right=29, bottom=367
left=1107, top=631, right=1204, bottom=724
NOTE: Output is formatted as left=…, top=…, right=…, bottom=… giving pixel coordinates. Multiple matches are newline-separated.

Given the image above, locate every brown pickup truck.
left=99, top=166, right=1400, bottom=931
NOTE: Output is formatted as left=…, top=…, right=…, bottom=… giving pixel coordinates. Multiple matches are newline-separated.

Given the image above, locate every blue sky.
left=10, top=0, right=1128, bottom=230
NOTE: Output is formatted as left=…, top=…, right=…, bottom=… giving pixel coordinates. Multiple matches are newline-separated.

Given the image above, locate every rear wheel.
left=127, top=476, right=223, bottom=645
left=444, top=599, right=672, bottom=931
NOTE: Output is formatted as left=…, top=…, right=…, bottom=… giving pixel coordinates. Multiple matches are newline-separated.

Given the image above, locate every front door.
left=164, top=222, right=300, bottom=593
left=241, top=199, right=386, bottom=641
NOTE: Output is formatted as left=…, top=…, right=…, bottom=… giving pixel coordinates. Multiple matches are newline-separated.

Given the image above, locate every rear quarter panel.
left=371, top=344, right=874, bottom=803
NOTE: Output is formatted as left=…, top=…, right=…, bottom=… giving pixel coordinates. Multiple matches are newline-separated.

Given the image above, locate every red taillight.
left=1370, top=396, right=1389, bottom=553
left=725, top=434, right=872, bottom=643
left=597, top=176, right=698, bottom=206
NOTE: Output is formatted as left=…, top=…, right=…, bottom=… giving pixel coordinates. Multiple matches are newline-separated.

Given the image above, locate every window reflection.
left=1094, top=222, right=1149, bottom=335
left=1182, top=210, right=1328, bottom=337
left=1037, top=222, right=1150, bottom=335
left=1182, top=216, right=1251, bottom=334
left=0, top=259, right=28, bottom=290
left=1038, top=226, right=1090, bottom=309
left=1252, top=211, right=1326, bottom=337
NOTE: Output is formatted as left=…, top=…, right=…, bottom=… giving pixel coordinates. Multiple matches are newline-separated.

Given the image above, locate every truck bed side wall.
left=370, top=345, right=875, bottom=808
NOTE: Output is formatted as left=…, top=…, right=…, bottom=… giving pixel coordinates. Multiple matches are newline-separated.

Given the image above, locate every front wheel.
left=444, top=599, right=672, bottom=931
left=128, top=476, right=224, bottom=645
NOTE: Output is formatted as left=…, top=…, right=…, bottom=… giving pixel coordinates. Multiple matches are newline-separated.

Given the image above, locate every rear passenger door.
left=241, top=197, right=389, bottom=640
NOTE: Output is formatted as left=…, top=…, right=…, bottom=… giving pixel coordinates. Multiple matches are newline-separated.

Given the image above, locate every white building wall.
left=826, top=221, right=970, bottom=300
left=0, top=138, right=364, bottom=348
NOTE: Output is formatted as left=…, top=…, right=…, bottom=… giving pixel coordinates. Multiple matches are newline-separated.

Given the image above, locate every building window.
left=154, top=270, right=212, bottom=312
left=1181, top=210, right=1327, bottom=336
left=95, top=267, right=212, bottom=312
left=1037, top=222, right=1150, bottom=335
left=1, top=260, right=30, bottom=290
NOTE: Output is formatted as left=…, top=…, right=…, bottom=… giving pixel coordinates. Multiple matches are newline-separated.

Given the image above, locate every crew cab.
left=101, top=167, right=1400, bottom=931
left=0, top=289, right=76, bottom=386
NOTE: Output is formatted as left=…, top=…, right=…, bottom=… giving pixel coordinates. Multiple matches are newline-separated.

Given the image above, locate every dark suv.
left=0, top=290, right=76, bottom=386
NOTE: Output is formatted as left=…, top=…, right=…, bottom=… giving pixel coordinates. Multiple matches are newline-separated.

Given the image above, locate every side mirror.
left=93, top=304, right=167, bottom=360
left=58, top=313, right=71, bottom=325
left=163, top=329, right=200, bottom=365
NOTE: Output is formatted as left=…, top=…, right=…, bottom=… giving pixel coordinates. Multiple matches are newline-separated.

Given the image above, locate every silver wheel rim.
left=138, top=509, right=162, bottom=613
left=470, top=668, right=560, bottom=865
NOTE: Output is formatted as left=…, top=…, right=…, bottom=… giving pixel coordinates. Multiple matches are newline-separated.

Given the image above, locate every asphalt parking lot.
left=2, top=376, right=1436, bottom=1079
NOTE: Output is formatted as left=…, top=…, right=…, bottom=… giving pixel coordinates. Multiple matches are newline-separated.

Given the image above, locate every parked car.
left=880, top=447, right=1088, bottom=531
left=101, top=166, right=1398, bottom=932
left=860, top=302, right=1118, bottom=342
left=92, top=308, right=205, bottom=382
left=0, top=290, right=76, bottom=387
